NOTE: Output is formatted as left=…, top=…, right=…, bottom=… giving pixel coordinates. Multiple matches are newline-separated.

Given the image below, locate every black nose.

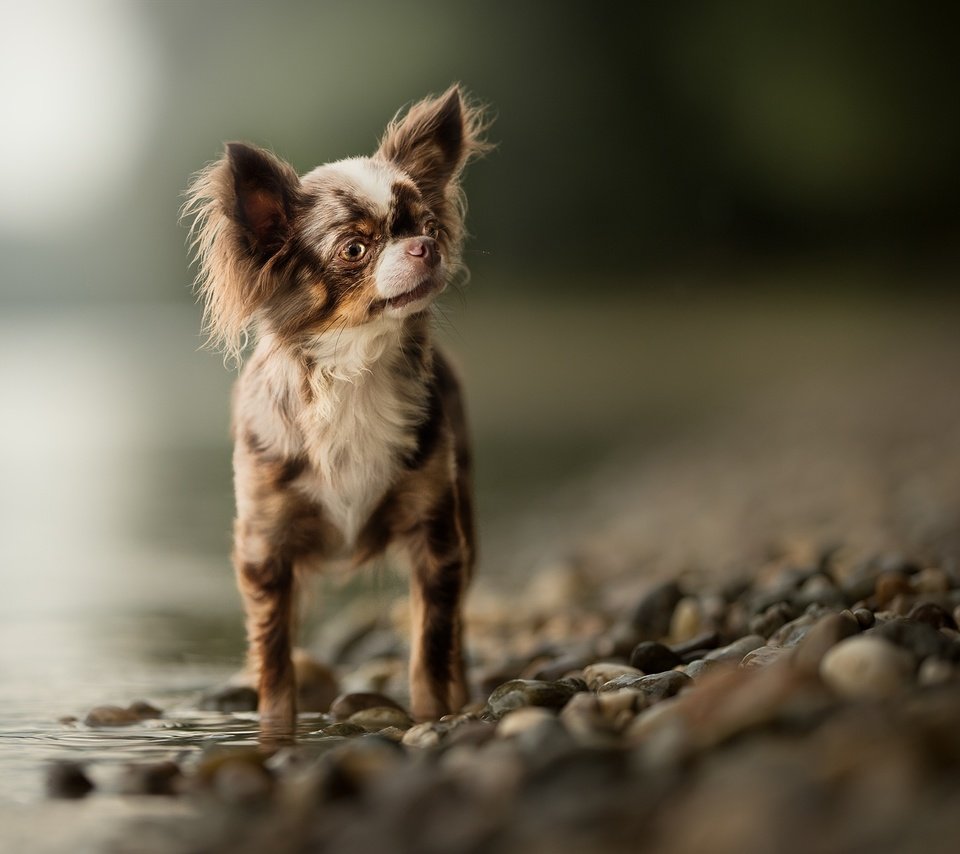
left=406, top=237, right=438, bottom=267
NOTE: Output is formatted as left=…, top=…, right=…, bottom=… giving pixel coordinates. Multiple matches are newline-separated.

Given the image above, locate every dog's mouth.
left=382, top=277, right=441, bottom=310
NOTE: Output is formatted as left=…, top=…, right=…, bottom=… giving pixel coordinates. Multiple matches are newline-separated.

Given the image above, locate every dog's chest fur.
left=238, top=324, right=427, bottom=548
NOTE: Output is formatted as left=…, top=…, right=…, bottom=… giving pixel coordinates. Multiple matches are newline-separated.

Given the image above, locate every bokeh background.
left=1, top=0, right=958, bottom=755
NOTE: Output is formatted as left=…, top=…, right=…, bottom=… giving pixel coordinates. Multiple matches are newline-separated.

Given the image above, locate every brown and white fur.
left=183, top=86, right=489, bottom=731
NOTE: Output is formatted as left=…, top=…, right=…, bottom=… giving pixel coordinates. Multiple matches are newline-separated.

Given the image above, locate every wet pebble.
left=198, top=684, right=259, bottom=713
left=195, top=751, right=274, bottom=805
left=402, top=720, right=450, bottom=747
left=346, top=706, right=413, bottom=732
left=330, top=691, right=406, bottom=721
left=740, top=645, right=790, bottom=670
left=497, top=706, right=556, bottom=739
left=293, top=650, right=340, bottom=712
left=669, top=630, right=720, bottom=657
left=629, top=641, right=682, bottom=674
left=46, top=761, right=94, bottom=799
left=322, top=722, right=367, bottom=737
left=602, top=670, right=691, bottom=703
left=84, top=701, right=162, bottom=727
left=486, top=679, right=581, bottom=718
left=583, top=662, right=643, bottom=691
left=704, top=634, right=765, bottom=664
left=873, top=617, right=959, bottom=662
left=749, top=602, right=797, bottom=638
left=820, top=635, right=916, bottom=700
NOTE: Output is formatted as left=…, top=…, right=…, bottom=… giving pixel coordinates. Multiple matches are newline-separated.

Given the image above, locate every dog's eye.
left=340, top=241, right=367, bottom=262
left=423, top=220, right=440, bottom=240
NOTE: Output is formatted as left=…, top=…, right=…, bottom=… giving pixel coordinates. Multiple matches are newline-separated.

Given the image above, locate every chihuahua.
left=184, top=86, right=489, bottom=728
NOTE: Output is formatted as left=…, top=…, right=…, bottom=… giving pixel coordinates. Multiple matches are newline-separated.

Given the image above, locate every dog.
left=184, top=85, right=489, bottom=729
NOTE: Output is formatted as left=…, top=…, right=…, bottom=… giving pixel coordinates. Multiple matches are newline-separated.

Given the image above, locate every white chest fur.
left=294, top=323, right=423, bottom=546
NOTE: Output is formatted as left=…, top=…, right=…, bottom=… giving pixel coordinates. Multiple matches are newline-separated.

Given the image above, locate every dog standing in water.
left=185, top=86, right=488, bottom=730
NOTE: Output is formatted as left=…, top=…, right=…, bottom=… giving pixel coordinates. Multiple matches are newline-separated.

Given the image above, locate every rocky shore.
left=44, top=548, right=960, bottom=854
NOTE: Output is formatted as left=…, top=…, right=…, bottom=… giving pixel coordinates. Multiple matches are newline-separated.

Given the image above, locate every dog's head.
left=185, top=86, right=489, bottom=358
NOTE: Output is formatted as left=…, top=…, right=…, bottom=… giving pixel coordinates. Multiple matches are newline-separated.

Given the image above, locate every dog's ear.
left=183, top=143, right=301, bottom=360
left=225, top=143, right=299, bottom=259
left=376, top=85, right=490, bottom=208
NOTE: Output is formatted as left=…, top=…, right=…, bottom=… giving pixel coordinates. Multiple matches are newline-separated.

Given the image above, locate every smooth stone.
left=559, top=692, right=623, bottom=745
left=198, top=685, right=259, bottom=713
left=704, top=634, right=765, bottom=663
left=669, top=631, right=720, bottom=657
left=794, top=573, right=845, bottom=608
left=402, top=721, right=449, bottom=747
left=293, top=650, right=340, bottom=712
left=583, top=662, right=643, bottom=691
left=346, top=706, right=413, bottom=732
left=740, top=645, right=790, bottom=670
left=629, top=641, right=682, bottom=674
left=630, top=580, right=682, bottom=641
left=820, top=636, right=915, bottom=700
left=116, top=760, right=182, bottom=796
left=853, top=608, right=875, bottom=629
left=912, top=567, right=950, bottom=594
left=907, top=602, right=958, bottom=630
left=330, top=692, right=406, bottom=721
left=669, top=597, right=704, bottom=644
left=486, top=679, right=580, bottom=718
left=84, top=702, right=162, bottom=727
left=767, top=613, right=821, bottom=648
left=46, top=761, right=94, bottom=799
left=875, top=571, right=912, bottom=607
left=872, top=617, right=959, bottom=662
left=749, top=602, right=797, bottom=639
left=601, top=670, right=691, bottom=703
left=792, top=612, right=860, bottom=674
left=375, top=726, right=408, bottom=743
left=497, top=706, right=556, bottom=738
left=322, top=722, right=366, bottom=737
left=195, top=751, right=274, bottom=804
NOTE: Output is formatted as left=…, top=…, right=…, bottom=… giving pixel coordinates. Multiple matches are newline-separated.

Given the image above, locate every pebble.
left=630, top=580, right=682, bottom=641
left=292, top=650, right=340, bottom=712
left=872, top=617, right=959, bottom=662
left=346, top=706, right=413, bottom=732
left=330, top=692, right=406, bottom=721
left=497, top=706, right=557, bottom=738
left=912, top=567, right=950, bottom=594
left=704, top=634, right=765, bottom=663
left=583, top=662, right=643, bottom=691
left=740, top=645, right=790, bottom=670
left=669, top=630, right=720, bottom=657
left=402, top=721, right=450, bottom=747
left=792, top=612, right=860, bottom=675
left=198, top=684, right=259, bottom=713
left=684, top=658, right=724, bottom=681
left=116, top=760, right=182, bottom=796
left=917, top=657, right=957, bottom=686
left=669, top=597, right=704, bottom=644
left=906, top=602, right=957, bottom=630
left=601, top=670, right=691, bottom=703
left=486, top=679, right=580, bottom=718
left=629, top=641, right=682, bottom=674
left=322, top=722, right=367, bottom=737
left=196, top=751, right=274, bottom=805
left=46, top=761, right=94, bottom=799
left=853, top=608, right=875, bottom=629
left=84, top=701, right=162, bottom=727
left=749, top=602, right=797, bottom=638
left=820, top=636, right=916, bottom=700
left=875, top=571, right=912, bottom=608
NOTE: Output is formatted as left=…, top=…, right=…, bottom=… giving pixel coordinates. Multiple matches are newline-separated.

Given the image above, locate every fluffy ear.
left=183, top=143, right=301, bottom=360
left=376, top=85, right=490, bottom=208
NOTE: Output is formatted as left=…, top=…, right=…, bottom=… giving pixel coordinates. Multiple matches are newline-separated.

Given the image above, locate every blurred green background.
left=0, top=0, right=958, bottom=660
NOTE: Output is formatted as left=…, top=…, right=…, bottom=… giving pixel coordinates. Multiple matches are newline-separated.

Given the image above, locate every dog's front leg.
left=234, top=550, right=296, bottom=734
left=406, top=493, right=471, bottom=721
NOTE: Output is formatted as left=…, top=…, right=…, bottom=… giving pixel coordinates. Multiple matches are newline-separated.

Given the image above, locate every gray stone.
left=198, top=685, right=259, bottom=713
left=486, top=679, right=580, bottom=718
left=704, top=634, right=765, bottom=663
left=601, top=670, right=691, bottom=703
left=792, top=612, right=860, bottom=674
left=331, top=692, right=406, bottom=721
left=346, top=706, right=413, bottom=732
left=630, top=580, right=682, bottom=641
left=83, top=701, right=162, bottom=727
left=629, top=641, right=682, bottom=674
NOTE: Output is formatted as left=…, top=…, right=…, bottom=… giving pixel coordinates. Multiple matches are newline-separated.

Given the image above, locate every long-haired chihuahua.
left=184, top=85, right=489, bottom=731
